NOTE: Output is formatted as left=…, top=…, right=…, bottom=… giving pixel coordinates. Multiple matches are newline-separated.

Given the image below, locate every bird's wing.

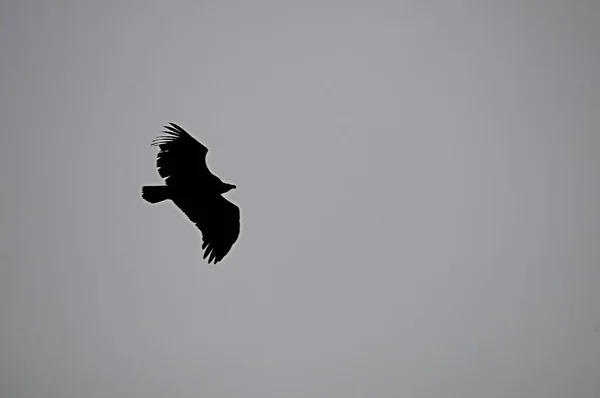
left=174, top=194, right=241, bottom=265
left=151, top=123, right=210, bottom=185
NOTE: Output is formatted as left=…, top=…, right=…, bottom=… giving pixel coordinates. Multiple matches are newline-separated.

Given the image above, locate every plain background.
left=1, top=1, right=599, bottom=397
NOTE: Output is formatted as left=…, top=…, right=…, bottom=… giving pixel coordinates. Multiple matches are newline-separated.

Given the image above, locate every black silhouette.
left=142, top=123, right=240, bottom=264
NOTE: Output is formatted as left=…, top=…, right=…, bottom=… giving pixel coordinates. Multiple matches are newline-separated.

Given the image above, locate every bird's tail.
left=141, top=185, right=170, bottom=204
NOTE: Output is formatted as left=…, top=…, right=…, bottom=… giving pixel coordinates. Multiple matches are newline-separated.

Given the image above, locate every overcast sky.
left=1, top=1, right=599, bottom=397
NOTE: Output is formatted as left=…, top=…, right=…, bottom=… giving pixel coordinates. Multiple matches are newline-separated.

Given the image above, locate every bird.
left=142, top=122, right=240, bottom=265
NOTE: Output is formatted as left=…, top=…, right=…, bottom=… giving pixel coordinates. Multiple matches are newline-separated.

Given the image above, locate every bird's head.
left=222, top=183, right=237, bottom=193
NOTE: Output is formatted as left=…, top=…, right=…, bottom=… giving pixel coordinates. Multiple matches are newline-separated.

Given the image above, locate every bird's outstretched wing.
left=173, top=194, right=241, bottom=265
left=151, top=123, right=210, bottom=185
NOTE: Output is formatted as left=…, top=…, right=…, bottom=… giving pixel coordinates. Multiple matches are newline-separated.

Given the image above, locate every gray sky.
left=1, top=1, right=599, bottom=397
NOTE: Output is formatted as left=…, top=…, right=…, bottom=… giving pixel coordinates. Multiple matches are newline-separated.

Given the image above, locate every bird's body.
left=142, top=123, right=240, bottom=264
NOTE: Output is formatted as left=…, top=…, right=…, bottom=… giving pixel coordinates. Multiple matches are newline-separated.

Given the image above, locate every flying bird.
left=142, top=123, right=240, bottom=264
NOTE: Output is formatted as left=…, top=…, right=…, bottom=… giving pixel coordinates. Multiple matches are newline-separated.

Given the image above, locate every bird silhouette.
left=142, top=123, right=240, bottom=264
